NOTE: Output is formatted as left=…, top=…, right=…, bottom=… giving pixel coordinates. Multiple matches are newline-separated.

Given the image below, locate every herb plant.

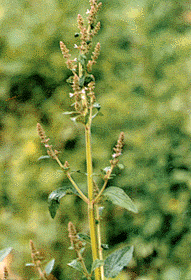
left=36, top=0, right=138, bottom=279
left=0, top=1, right=138, bottom=279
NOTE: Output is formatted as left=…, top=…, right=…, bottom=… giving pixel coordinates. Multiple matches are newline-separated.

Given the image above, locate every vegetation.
left=1, top=0, right=191, bottom=279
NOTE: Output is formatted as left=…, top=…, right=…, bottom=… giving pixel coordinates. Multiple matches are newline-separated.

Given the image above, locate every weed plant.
left=0, top=1, right=138, bottom=279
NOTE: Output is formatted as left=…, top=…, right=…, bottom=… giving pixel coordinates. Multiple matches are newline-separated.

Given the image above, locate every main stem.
left=85, top=124, right=102, bottom=280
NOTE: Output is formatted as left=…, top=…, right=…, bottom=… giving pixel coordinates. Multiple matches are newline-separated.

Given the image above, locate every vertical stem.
left=85, top=124, right=102, bottom=280
left=95, top=204, right=104, bottom=279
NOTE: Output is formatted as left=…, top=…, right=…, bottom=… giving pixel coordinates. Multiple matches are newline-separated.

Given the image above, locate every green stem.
left=93, top=165, right=114, bottom=204
left=66, top=171, right=89, bottom=204
left=77, top=250, right=91, bottom=280
left=85, top=124, right=102, bottom=280
left=95, top=204, right=104, bottom=279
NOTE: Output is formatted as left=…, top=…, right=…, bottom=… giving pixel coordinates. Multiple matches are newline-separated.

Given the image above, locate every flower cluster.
left=59, top=0, right=101, bottom=119
left=110, top=132, right=125, bottom=166
left=60, top=41, right=77, bottom=72
left=87, top=42, right=101, bottom=72
left=87, top=0, right=102, bottom=28
left=68, top=222, right=83, bottom=252
left=30, top=240, right=44, bottom=263
left=37, top=123, right=58, bottom=159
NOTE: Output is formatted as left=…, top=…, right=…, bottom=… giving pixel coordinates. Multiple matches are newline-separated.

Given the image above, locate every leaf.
left=0, top=247, right=12, bottom=262
left=66, top=76, right=73, bottom=84
left=101, top=244, right=109, bottom=250
left=101, top=166, right=111, bottom=174
left=77, top=233, right=91, bottom=243
left=102, top=187, right=138, bottom=213
left=92, top=103, right=103, bottom=119
left=44, top=259, right=55, bottom=276
left=62, top=111, right=80, bottom=115
left=84, top=74, right=95, bottom=86
left=93, top=103, right=101, bottom=111
left=91, top=259, right=104, bottom=273
left=70, top=114, right=86, bottom=125
left=78, top=54, right=86, bottom=67
left=25, top=263, right=35, bottom=267
left=48, top=186, right=79, bottom=218
left=104, top=246, right=134, bottom=278
left=117, top=163, right=125, bottom=170
left=67, top=259, right=83, bottom=273
left=99, top=206, right=104, bottom=216
left=79, top=75, right=85, bottom=87
left=38, top=155, right=51, bottom=161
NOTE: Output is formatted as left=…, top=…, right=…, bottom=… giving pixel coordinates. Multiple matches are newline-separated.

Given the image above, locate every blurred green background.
left=1, top=0, right=191, bottom=279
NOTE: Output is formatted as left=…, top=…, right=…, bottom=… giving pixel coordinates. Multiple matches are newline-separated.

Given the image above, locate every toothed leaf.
left=102, top=187, right=138, bottom=213
left=104, top=246, right=134, bottom=278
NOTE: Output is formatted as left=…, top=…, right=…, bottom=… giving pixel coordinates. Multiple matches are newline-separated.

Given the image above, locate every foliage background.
left=1, top=0, right=191, bottom=279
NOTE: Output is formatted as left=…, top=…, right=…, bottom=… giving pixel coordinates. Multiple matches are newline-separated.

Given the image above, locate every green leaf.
left=70, top=114, right=86, bottom=124
left=25, top=263, right=35, bottom=267
left=102, top=187, right=138, bottom=213
left=99, top=206, right=104, bottom=216
left=101, top=166, right=111, bottom=173
left=66, top=76, right=73, bottom=84
left=67, top=259, right=83, bottom=273
left=37, top=155, right=51, bottom=161
left=101, top=244, right=109, bottom=250
left=92, top=102, right=102, bottom=119
left=84, top=74, right=95, bottom=86
left=0, top=247, right=12, bottom=262
left=78, top=54, right=86, bottom=66
left=48, top=186, right=79, bottom=218
left=104, top=246, right=134, bottom=278
left=62, top=111, right=80, bottom=115
left=44, top=259, right=55, bottom=276
left=117, top=163, right=125, bottom=170
left=79, top=75, right=85, bottom=87
left=77, top=233, right=91, bottom=243
left=93, top=103, right=101, bottom=111
left=91, top=259, right=104, bottom=273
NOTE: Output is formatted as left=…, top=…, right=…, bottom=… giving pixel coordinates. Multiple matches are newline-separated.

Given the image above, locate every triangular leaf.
left=67, top=259, right=83, bottom=273
left=104, top=246, right=134, bottom=278
left=102, top=187, right=138, bottom=213
left=48, top=186, right=80, bottom=218
left=0, top=247, right=12, bottom=262
left=91, top=259, right=104, bottom=273
left=44, top=259, right=55, bottom=276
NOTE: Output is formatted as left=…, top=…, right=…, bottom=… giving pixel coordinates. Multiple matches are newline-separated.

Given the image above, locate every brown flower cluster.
left=110, top=132, right=125, bottom=166
left=87, top=42, right=101, bottom=72
left=60, top=41, right=77, bottom=72
left=68, top=222, right=83, bottom=252
left=37, top=123, right=58, bottom=159
left=59, top=0, right=101, bottom=117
